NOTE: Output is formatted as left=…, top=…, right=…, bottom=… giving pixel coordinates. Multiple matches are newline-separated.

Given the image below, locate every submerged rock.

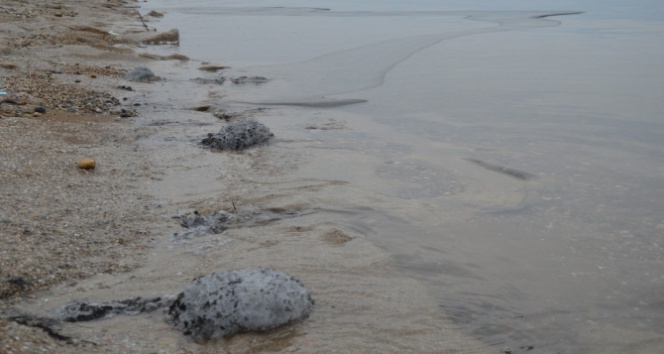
left=230, top=76, right=268, bottom=84
left=125, top=66, right=157, bottom=82
left=201, top=120, right=273, bottom=150
left=168, top=268, right=314, bottom=340
left=53, top=268, right=313, bottom=340
left=175, top=210, right=234, bottom=240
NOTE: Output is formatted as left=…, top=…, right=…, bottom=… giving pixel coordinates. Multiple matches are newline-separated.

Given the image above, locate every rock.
left=53, top=269, right=314, bottom=341
left=168, top=268, right=313, bottom=340
left=201, top=120, right=273, bottom=150
left=34, top=106, right=46, bottom=113
left=147, top=10, right=164, bottom=18
left=125, top=67, right=157, bottom=82
left=193, top=105, right=211, bottom=112
left=77, top=158, right=95, bottom=170
left=174, top=210, right=234, bottom=240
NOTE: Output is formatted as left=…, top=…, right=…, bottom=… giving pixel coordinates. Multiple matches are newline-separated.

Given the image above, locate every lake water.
left=140, top=0, right=664, bottom=352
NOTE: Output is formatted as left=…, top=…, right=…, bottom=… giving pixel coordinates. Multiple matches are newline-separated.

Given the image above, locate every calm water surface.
left=142, top=0, right=664, bottom=352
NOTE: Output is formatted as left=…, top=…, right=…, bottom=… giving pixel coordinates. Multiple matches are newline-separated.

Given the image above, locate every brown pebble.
left=193, top=105, right=211, bottom=112
left=32, top=112, right=41, bottom=117
left=77, top=158, right=96, bottom=170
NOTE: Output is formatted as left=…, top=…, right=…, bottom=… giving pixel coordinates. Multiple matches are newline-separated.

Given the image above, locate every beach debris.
left=193, top=105, right=211, bottom=112
left=464, top=158, right=536, bottom=181
left=147, top=10, right=164, bottom=18
left=322, top=228, right=354, bottom=245
left=229, top=76, right=269, bottom=85
left=201, top=120, right=274, bottom=150
left=125, top=66, right=157, bottom=82
left=141, top=29, right=179, bottom=45
left=192, top=77, right=226, bottom=85
left=2, top=312, right=73, bottom=343
left=57, top=296, right=172, bottom=322
left=198, top=65, right=228, bottom=72
left=139, top=53, right=189, bottom=62
left=174, top=210, right=234, bottom=240
left=212, top=109, right=243, bottom=121
left=169, top=268, right=314, bottom=340
left=77, top=158, right=96, bottom=171
left=54, top=268, right=313, bottom=340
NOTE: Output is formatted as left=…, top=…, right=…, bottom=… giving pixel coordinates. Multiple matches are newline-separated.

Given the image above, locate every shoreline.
left=1, top=1, right=489, bottom=352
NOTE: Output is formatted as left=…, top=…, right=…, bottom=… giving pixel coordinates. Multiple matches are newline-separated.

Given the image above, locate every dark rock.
left=57, top=296, right=171, bottom=322
left=34, top=106, right=46, bottom=114
left=175, top=210, right=233, bottom=240
left=168, top=268, right=313, bottom=340
left=230, top=76, right=268, bottom=85
left=193, top=105, right=211, bottom=112
left=147, top=10, right=164, bottom=18
left=201, top=120, right=273, bottom=150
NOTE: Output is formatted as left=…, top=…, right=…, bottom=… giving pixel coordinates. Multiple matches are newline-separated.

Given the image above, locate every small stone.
left=34, top=106, right=46, bottom=114
left=77, top=158, right=96, bottom=170
left=32, top=112, right=41, bottom=117
left=125, top=67, right=157, bottom=82
left=193, top=105, right=210, bottom=112
left=147, top=10, right=164, bottom=18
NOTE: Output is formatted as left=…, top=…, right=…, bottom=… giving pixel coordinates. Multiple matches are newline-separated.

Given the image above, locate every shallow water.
left=138, top=1, right=664, bottom=352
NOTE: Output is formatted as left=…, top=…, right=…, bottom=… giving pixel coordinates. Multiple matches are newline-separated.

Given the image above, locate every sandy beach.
left=1, top=1, right=491, bottom=352
left=5, top=0, right=662, bottom=352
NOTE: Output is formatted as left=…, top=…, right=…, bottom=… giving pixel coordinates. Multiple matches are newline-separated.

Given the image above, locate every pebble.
left=34, top=106, right=46, bottom=113
left=77, top=158, right=96, bottom=170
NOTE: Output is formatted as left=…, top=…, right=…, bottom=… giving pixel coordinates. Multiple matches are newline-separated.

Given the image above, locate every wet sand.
left=1, top=1, right=489, bottom=352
